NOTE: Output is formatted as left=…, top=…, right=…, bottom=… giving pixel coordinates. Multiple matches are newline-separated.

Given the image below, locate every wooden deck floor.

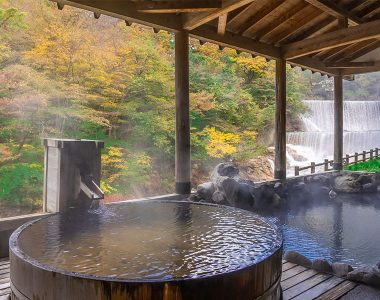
left=0, top=258, right=379, bottom=300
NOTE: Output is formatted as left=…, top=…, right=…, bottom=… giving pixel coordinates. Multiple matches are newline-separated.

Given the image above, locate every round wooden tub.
left=10, top=200, right=283, bottom=300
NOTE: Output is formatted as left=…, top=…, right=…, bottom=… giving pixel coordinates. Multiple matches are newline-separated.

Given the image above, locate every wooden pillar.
left=333, top=75, right=343, bottom=170
left=274, top=59, right=286, bottom=180
left=175, top=31, right=191, bottom=194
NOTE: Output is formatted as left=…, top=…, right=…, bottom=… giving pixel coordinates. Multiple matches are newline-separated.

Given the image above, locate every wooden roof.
left=53, top=0, right=380, bottom=77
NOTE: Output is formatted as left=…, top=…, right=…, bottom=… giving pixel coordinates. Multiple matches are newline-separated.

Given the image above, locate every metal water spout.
left=80, top=174, right=104, bottom=201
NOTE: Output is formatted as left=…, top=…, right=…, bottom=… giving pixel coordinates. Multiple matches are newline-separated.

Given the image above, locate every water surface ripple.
left=17, top=201, right=282, bottom=280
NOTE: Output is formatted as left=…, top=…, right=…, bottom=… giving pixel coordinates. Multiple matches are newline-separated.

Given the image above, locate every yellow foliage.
left=204, top=127, right=240, bottom=159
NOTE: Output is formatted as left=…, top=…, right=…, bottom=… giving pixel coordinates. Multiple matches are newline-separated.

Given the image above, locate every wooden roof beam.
left=326, top=61, right=380, bottom=68
left=282, top=19, right=380, bottom=59
left=304, top=0, right=362, bottom=24
left=190, top=24, right=281, bottom=59
left=182, top=0, right=254, bottom=30
left=341, top=65, right=380, bottom=75
left=134, top=1, right=222, bottom=13
left=189, top=25, right=339, bottom=76
left=51, top=0, right=183, bottom=31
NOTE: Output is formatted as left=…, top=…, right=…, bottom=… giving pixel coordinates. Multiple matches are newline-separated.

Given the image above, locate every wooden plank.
left=0, top=270, right=9, bottom=276
left=292, top=276, right=345, bottom=300
left=0, top=266, right=9, bottom=271
left=281, top=265, right=308, bottom=281
left=282, top=262, right=297, bottom=272
left=337, top=40, right=380, bottom=62
left=0, top=282, right=10, bottom=291
left=0, top=274, right=9, bottom=281
left=283, top=273, right=332, bottom=300
left=282, top=19, right=380, bottom=59
left=183, top=0, right=254, bottom=30
left=315, top=280, right=358, bottom=300
left=238, top=0, right=287, bottom=35
left=304, top=0, right=363, bottom=24
left=0, top=279, right=9, bottom=286
left=253, top=1, right=310, bottom=41
left=0, top=289, right=10, bottom=297
left=0, top=295, right=10, bottom=300
left=282, top=269, right=318, bottom=291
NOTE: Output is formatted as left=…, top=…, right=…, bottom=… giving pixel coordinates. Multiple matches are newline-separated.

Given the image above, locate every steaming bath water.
left=256, top=192, right=380, bottom=267
left=15, top=201, right=282, bottom=280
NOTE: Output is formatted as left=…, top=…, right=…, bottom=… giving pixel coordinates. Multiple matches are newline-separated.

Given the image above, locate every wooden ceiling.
left=53, top=0, right=380, bottom=77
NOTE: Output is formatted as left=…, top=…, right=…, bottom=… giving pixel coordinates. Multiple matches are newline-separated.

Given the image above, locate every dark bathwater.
left=16, top=201, right=282, bottom=280
left=256, top=192, right=380, bottom=267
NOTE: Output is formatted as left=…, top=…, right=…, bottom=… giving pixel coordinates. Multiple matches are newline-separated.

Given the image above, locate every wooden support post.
left=376, top=148, right=379, bottom=158
left=311, top=162, right=316, bottom=174
left=324, top=159, right=329, bottom=171
left=363, top=150, right=366, bottom=162
left=355, top=152, right=358, bottom=163
left=295, top=166, right=300, bottom=176
left=175, top=31, right=191, bottom=194
left=370, top=149, right=373, bottom=160
left=274, top=59, right=286, bottom=180
left=333, top=75, right=343, bottom=170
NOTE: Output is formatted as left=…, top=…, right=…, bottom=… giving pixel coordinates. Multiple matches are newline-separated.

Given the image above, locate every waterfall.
left=287, top=100, right=380, bottom=170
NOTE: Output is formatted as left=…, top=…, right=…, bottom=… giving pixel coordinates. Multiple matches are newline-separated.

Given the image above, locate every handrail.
left=294, top=148, right=379, bottom=176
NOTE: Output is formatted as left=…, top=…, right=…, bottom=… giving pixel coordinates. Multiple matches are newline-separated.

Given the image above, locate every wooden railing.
left=294, top=148, right=380, bottom=176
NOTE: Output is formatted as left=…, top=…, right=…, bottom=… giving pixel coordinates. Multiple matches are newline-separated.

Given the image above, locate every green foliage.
left=345, top=159, right=380, bottom=173
left=0, top=0, right=312, bottom=210
left=0, top=163, right=43, bottom=206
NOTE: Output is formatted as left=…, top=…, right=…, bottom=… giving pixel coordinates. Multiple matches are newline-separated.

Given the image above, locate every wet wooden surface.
left=1, top=258, right=380, bottom=300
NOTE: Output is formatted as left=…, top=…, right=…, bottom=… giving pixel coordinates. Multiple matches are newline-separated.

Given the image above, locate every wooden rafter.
left=134, top=1, right=222, bottom=13
left=182, top=0, right=254, bottom=30
left=304, top=0, right=362, bottom=24
left=358, top=2, right=380, bottom=19
left=237, top=0, right=286, bottom=35
left=274, top=9, right=323, bottom=46
left=324, top=40, right=375, bottom=63
left=252, top=1, right=308, bottom=41
left=282, top=19, right=380, bottom=59
left=336, top=40, right=380, bottom=63
left=284, top=16, right=336, bottom=44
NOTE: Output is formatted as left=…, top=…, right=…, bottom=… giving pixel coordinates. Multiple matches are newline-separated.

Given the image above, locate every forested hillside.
left=0, top=0, right=379, bottom=216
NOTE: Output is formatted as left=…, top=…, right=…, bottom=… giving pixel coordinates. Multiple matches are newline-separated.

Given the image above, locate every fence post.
left=363, top=151, right=366, bottom=162
left=295, top=166, right=300, bottom=176
left=376, top=148, right=379, bottom=158
left=311, top=162, right=316, bottom=174
left=345, top=154, right=350, bottom=166
left=324, top=159, right=329, bottom=171
left=370, top=149, right=373, bottom=160
left=355, top=152, right=358, bottom=163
